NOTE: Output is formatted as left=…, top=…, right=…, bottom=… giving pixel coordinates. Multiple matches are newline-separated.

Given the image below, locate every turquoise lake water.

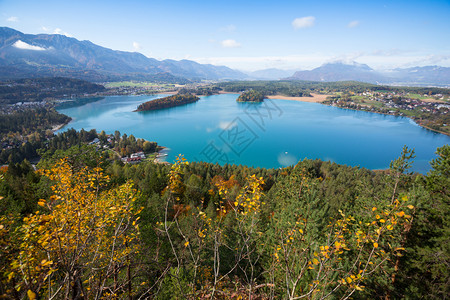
left=57, top=94, right=450, bottom=173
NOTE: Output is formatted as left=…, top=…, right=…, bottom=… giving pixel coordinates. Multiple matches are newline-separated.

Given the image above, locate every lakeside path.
left=266, top=93, right=331, bottom=103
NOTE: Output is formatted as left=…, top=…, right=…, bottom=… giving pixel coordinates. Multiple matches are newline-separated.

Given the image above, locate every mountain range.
left=1, top=27, right=449, bottom=86
left=288, top=62, right=450, bottom=86
left=0, top=27, right=246, bottom=82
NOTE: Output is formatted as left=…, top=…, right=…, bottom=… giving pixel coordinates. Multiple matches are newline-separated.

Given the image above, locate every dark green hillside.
left=0, top=77, right=105, bottom=105
left=136, top=93, right=199, bottom=111
left=236, top=89, right=265, bottom=102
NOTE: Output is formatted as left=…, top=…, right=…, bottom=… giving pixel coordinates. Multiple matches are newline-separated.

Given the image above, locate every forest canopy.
left=0, top=142, right=448, bottom=299
left=136, top=94, right=199, bottom=111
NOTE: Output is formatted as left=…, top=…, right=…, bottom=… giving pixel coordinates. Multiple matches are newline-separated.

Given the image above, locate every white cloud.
left=13, top=40, right=46, bottom=51
left=132, top=41, right=141, bottom=51
left=53, top=28, right=73, bottom=37
left=220, top=24, right=236, bottom=32
left=292, top=16, right=315, bottom=29
left=41, top=26, right=50, bottom=32
left=7, top=16, right=19, bottom=22
left=221, top=39, right=241, bottom=48
left=347, top=20, right=360, bottom=28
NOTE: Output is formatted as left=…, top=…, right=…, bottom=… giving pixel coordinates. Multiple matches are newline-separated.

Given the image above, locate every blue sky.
left=1, top=0, right=449, bottom=71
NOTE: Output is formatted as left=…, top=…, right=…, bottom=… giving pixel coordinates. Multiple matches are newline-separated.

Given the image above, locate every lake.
left=57, top=94, right=450, bottom=173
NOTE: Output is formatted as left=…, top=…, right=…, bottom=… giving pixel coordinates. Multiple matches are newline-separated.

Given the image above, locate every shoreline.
left=323, top=103, right=450, bottom=137
left=51, top=123, right=67, bottom=133
left=266, top=93, right=331, bottom=103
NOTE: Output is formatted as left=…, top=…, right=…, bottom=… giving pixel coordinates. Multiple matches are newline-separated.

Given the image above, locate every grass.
left=350, top=96, right=385, bottom=108
left=406, top=93, right=434, bottom=100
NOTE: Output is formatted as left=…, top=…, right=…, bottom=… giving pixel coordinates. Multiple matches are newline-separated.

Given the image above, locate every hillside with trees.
left=236, top=89, right=265, bottom=102
left=0, top=77, right=105, bottom=105
left=136, top=94, right=200, bottom=111
left=0, top=138, right=448, bottom=299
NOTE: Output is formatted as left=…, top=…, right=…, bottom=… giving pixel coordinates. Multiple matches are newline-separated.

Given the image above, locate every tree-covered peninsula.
left=135, top=94, right=199, bottom=111
left=236, top=89, right=265, bottom=102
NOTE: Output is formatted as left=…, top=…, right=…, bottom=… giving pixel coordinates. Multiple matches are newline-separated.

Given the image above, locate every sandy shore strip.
left=266, top=93, right=331, bottom=103
left=51, top=124, right=66, bottom=132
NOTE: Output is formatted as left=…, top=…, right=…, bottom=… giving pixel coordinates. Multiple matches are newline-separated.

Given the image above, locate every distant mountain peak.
left=289, top=62, right=450, bottom=86
left=321, top=61, right=373, bottom=71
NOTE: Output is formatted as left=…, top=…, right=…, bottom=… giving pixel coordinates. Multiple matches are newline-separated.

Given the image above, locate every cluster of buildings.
left=0, top=101, right=51, bottom=114
left=88, top=137, right=149, bottom=165
left=103, top=85, right=176, bottom=96
left=368, top=92, right=450, bottom=114
left=332, top=91, right=449, bottom=116
left=121, top=151, right=146, bottom=164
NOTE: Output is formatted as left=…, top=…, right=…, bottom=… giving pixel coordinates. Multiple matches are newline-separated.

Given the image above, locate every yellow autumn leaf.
left=27, top=290, right=37, bottom=300
left=184, top=241, right=189, bottom=247
left=396, top=211, right=405, bottom=217
left=373, top=242, right=378, bottom=248
left=346, top=277, right=352, bottom=283
left=312, top=258, right=319, bottom=265
left=407, top=205, right=414, bottom=210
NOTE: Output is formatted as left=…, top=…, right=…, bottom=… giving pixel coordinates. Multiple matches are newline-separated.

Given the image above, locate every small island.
left=135, top=94, right=200, bottom=111
left=236, top=89, right=265, bottom=102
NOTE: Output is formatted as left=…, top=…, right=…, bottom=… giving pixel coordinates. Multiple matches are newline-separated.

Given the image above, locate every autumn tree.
left=6, top=158, right=142, bottom=299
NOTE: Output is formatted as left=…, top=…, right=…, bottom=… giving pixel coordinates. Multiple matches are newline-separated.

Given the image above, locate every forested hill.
left=217, top=80, right=450, bottom=96
left=0, top=141, right=448, bottom=299
left=136, top=94, right=199, bottom=111
left=236, top=89, right=265, bottom=102
left=0, top=77, right=105, bottom=105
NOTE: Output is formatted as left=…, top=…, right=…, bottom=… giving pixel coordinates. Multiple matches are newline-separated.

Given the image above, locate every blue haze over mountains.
left=1, top=27, right=449, bottom=86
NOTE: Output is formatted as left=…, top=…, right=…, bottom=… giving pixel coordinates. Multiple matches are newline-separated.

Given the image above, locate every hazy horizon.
left=1, top=0, right=449, bottom=72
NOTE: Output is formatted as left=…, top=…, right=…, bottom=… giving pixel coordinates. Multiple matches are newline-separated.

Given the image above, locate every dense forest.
left=0, top=77, right=106, bottom=105
left=236, top=89, right=265, bottom=102
left=0, top=107, right=70, bottom=137
left=0, top=127, right=160, bottom=165
left=177, top=86, right=221, bottom=96
left=136, top=94, right=200, bottom=112
left=218, top=81, right=313, bottom=97
left=0, top=107, right=71, bottom=163
left=217, top=80, right=450, bottom=97
left=0, top=132, right=448, bottom=299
